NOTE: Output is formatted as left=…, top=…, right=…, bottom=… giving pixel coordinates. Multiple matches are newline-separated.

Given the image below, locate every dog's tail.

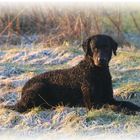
left=1, top=104, right=27, bottom=113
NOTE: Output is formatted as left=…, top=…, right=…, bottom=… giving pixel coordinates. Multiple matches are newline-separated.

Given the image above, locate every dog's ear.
left=112, top=41, right=118, bottom=56
left=82, top=39, right=92, bottom=56
left=82, top=39, right=94, bottom=56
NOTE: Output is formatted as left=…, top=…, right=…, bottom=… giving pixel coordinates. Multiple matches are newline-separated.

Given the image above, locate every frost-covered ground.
left=0, top=44, right=140, bottom=140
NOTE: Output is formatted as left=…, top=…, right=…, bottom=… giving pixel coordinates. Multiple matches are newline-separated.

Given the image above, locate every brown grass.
left=0, top=4, right=140, bottom=46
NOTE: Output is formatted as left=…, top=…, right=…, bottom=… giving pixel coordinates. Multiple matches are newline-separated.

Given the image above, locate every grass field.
left=0, top=44, right=140, bottom=140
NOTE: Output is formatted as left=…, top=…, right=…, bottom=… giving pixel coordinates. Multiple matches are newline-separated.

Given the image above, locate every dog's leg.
left=108, top=99, right=140, bottom=112
left=81, top=83, right=92, bottom=110
left=3, top=83, right=50, bottom=113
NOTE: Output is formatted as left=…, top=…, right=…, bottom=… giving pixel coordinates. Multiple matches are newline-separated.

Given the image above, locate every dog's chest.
left=89, top=69, right=110, bottom=88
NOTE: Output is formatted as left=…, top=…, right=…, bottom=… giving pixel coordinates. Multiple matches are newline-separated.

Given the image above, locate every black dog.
left=4, top=34, right=140, bottom=113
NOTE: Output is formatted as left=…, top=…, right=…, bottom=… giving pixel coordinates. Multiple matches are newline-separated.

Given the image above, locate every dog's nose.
left=99, top=59, right=107, bottom=65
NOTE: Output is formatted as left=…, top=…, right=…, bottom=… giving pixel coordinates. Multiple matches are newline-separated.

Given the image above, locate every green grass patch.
left=112, top=51, right=140, bottom=66
left=115, top=82, right=140, bottom=98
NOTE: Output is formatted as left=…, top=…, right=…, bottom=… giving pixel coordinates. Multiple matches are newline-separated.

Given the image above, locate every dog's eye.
left=93, top=48, right=98, bottom=52
left=91, top=47, right=97, bottom=52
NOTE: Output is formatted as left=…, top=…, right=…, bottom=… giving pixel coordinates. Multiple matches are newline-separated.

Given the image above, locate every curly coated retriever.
left=4, top=34, right=140, bottom=113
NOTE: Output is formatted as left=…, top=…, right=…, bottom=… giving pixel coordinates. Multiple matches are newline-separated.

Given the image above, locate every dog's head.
left=82, top=34, right=118, bottom=67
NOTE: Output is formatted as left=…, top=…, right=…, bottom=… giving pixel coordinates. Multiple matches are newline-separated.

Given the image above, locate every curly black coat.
left=4, top=34, right=140, bottom=113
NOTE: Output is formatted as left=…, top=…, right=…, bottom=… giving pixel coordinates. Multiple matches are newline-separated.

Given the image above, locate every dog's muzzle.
left=100, top=59, right=108, bottom=65
left=95, top=58, right=108, bottom=67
